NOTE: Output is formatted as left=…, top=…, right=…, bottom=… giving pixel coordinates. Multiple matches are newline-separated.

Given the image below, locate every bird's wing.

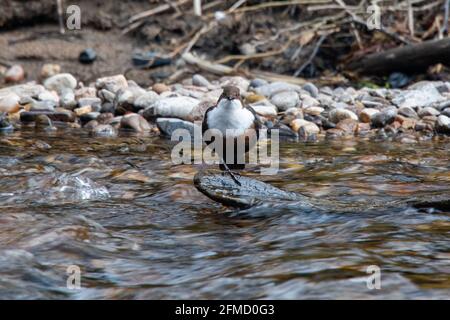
left=245, top=105, right=263, bottom=139
left=202, top=105, right=216, bottom=136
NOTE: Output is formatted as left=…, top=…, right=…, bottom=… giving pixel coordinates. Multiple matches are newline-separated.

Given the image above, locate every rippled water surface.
left=0, top=128, right=449, bottom=299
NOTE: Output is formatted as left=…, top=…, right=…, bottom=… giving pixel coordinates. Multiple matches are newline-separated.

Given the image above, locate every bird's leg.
left=220, top=160, right=242, bottom=186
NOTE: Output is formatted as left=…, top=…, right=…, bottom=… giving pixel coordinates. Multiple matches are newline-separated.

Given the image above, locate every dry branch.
left=347, top=37, right=450, bottom=74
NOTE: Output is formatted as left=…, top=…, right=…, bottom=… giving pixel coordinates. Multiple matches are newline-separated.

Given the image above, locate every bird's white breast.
left=207, top=99, right=255, bottom=137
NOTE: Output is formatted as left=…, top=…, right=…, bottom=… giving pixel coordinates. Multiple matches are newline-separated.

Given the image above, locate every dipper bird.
left=202, top=85, right=262, bottom=185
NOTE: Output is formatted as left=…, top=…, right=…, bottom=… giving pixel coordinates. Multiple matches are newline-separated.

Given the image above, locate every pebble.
left=359, top=108, right=379, bottom=123
left=0, top=93, right=21, bottom=113
left=328, top=108, right=358, bottom=123
left=302, top=82, right=319, bottom=98
left=114, top=89, right=136, bottom=115
left=442, top=108, right=450, bottom=118
left=303, top=106, right=324, bottom=116
left=38, top=90, right=59, bottom=104
left=371, top=107, right=397, bottom=128
left=220, top=76, right=250, bottom=93
left=300, top=95, right=320, bottom=109
left=290, top=119, right=319, bottom=133
left=156, top=117, right=199, bottom=136
left=336, top=119, right=358, bottom=135
left=78, top=97, right=101, bottom=108
left=250, top=105, right=278, bottom=118
left=281, top=108, right=303, bottom=125
left=40, top=64, right=61, bottom=79
left=436, top=115, right=450, bottom=134
left=20, top=110, right=76, bottom=123
left=152, top=83, right=170, bottom=94
left=44, top=73, right=77, bottom=94
left=144, top=96, right=200, bottom=121
left=0, top=112, right=13, bottom=131
left=249, top=78, right=267, bottom=88
left=388, top=72, right=410, bottom=88
left=75, top=86, right=97, bottom=99
left=5, top=65, right=25, bottom=83
left=84, top=120, right=98, bottom=130
left=60, top=88, right=77, bottom=109
left=74, top=105, right=93, bottom=116
left=192, top=74, right=211, bottom=87
left=133, top=91, right=159, bottom=110
left=34, top=114, right=56, bottom=131
left=101, top=102, right=115, bottom=114
left=79, top=48, right=97, bottom=64
left=400, top=118, right=417, bottom=130
left=96, top=75, right=128, bottom=93
left=255, top=81, right=302, bottom=97
left=245, top=94, right=266, bottom=104
left=270, top=91, right=299, bottom=111
left=98, top=89, right=116, bottom=102
left=418, top=106, right=440, bottom=118
left=297, top=121, right=320, bottom=141
left=398, top=106, right=418, bottom=119
left=30, top=100, right=56, bottom=112
left=392, top=83, right=444, bottom=109
left=120, top=114, right=151, bottom=132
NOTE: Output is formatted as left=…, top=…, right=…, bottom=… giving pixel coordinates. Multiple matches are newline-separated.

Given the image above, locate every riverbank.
left=1, top=66, right=450, bottom=144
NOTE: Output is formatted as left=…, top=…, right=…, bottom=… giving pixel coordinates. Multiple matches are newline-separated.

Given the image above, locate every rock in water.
left=0, top=112, right=13, bottom=131
left=436, top=115, right=450, bottom=134
left=194, top=170, right=307, bottom=209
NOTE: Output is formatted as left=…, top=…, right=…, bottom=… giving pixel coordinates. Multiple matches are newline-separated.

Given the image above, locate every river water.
left=0, top=128, right=449, bottom=299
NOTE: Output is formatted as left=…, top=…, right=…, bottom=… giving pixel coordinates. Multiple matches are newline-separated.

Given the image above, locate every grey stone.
left=255, top=81, right=302, bottom=98
left=249, top=78, right=267, bottom=88
left=436, top=115, right=450, bottom=134
left=418, top=106, right=440, bottom=118
left=328, top=108, right=358, bottom=123
left=371, top=106, right=397, bottom=128
left=156, top=117, right=199, bottom=137
left=398, top=106, right=418, bottom=119
left=302, top=82, right=319, bottom=98
left=392, top=83, right=444, bottom=109
left=192, top=74, right=211, bottom=87
left=43, top=73, right=77, bottom=93
left=30, top=100, right=56, bottom=112
left=134, top=91, right=159, bottom=110
left=120, top=114, right=151, bottom=132
left=95, top=74, right=128, bottom=93
left=270, top=91, right=299, bottom=111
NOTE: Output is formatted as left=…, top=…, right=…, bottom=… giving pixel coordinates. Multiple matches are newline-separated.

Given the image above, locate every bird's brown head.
left=219, top=86, right=240, bottom=102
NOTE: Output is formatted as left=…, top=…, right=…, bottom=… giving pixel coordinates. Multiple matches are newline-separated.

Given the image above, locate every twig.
left=164, top=0, right=182, bottom=15
left=127, top=0, right=190, bottom=24
left=334, top=0, right=411, bottom=44
left=229, top=0, right=248, bottom=12
left=407, top=0, right=415, bottom=37
left=206, top=0, right=332, bottom=17
left=193, top=0, right=202, bottom=16
left=183, top=21, right=217, bottom=54
left=214, top=37, right=294, bottom=64
left=293, top=34, right=328, bottom=77
left=182, top=52, right=234, bottom=75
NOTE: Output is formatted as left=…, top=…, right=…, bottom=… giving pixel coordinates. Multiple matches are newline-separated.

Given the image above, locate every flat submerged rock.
left=194, top=170, right=309, bottom=209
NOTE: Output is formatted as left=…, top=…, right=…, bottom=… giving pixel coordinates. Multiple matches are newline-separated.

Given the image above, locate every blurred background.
left=1, top=0, right=449, bottom=88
